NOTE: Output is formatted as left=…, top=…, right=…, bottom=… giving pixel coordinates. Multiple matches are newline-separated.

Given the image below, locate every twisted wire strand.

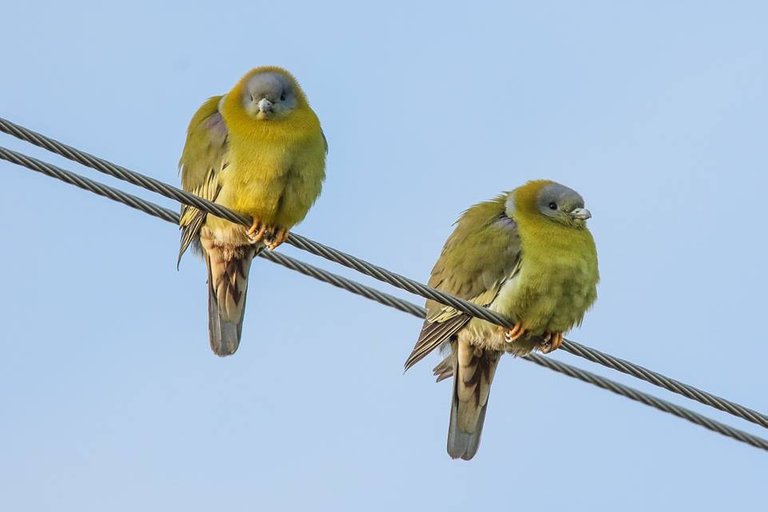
left=1, top=147, right=767, bottom=451
left=0, top=146, right=179, bottom=224
left=1, top=117, right=766, bottom=431
left=525, top=355, right=768, bottom=451
left=0, top=117, right=249, bottom=227
left=258, top=251, right=427, bottom=318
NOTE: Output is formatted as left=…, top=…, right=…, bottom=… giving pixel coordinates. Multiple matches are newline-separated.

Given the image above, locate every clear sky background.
left=1, top=1, right=766, bottom=510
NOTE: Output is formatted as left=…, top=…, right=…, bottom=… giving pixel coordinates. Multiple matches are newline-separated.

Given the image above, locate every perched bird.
left=404, top=180, right=599, bottom=460
left=178, top=66, right=327, bottom=356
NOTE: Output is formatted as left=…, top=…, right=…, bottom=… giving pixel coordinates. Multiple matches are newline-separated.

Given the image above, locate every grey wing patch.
left=404, top=314, right=471, bottom=372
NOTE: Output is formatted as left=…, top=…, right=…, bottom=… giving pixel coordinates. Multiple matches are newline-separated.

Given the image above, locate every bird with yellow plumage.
left=405, top=180, right=599, bottom=460
left=178, top=67, right=327, bottom=356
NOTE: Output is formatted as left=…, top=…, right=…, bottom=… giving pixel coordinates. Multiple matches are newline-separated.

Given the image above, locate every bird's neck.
left=234, top=111, right=314, bottom=141
left=515, top=212, right=595, bottom=257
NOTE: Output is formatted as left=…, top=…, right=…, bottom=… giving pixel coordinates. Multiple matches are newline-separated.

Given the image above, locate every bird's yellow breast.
left=214, top=107, right=326, bottom=229
left=495, top=219, right=598, bottom=334
left=221, top=139, right=293, bottom=218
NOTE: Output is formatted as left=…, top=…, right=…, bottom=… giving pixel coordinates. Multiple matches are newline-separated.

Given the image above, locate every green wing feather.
left=404, top=195, right=522, bottom=371
left=177, top=96, right=230, bottom=266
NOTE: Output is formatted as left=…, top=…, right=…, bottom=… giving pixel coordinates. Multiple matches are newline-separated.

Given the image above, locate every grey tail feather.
left=207, top=284, right=246, bottom=356
left=446, top=347, right=500, bottom=460
left=204, top=247, right=255, bottom=357
left=447, top=373, right=488, bottom=461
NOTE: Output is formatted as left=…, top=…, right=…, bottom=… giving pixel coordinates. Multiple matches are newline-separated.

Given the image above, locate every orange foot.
left=246, top=218, right=268, bottom=244
left=265, top=226, right=289, bottom=251
left=540, top=332, right=564, bottom=354
left=504, top=323, right=527, bottom=343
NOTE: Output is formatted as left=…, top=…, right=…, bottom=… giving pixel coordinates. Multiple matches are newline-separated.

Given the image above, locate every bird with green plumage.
left=405, top=180, right=599, bottom=460
left=178, top=66, right=327, bottom=357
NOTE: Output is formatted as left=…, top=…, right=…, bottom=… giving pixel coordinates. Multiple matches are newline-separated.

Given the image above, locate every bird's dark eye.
left=280, top=92, right=286, bottom=101
left=548, top=202, right=557, bottom=210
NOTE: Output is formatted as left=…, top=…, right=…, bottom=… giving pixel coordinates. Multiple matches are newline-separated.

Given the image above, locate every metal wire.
left=2, top=147, right=767, bottom=451
left=0, top=146, right=179, bottom=224
left=1, top=116, right=767, bottom=432
left=525, top=355, right=768, bottom=451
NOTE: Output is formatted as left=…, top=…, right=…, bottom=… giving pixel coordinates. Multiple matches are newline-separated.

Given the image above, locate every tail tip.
left=209, top=321, right=241, bottom=356
left=447, top=432, right=480, bottom=461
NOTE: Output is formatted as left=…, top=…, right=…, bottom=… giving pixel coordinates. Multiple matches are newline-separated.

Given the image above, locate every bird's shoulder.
left=427, top=198, right=521, bottom=316
left=179, top=95, right=229, bottom=195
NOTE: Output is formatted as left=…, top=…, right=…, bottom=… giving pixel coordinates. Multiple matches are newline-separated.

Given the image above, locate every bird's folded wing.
left=404, top=278, right=512, bottom=371
left=404, top=208, right=522, bottom=371
left=178, top=95, right=230, bottom=265
left=405, top=315, right=470, bottom=372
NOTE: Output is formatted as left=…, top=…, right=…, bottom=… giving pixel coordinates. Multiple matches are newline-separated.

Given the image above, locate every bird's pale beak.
left=570, top=207, right=591, bottom=220
left=257, top=98, right=273, bottom=113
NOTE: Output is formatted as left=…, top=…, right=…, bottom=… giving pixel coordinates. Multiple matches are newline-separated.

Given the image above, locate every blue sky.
left=1, top=1, right=766, bottom=510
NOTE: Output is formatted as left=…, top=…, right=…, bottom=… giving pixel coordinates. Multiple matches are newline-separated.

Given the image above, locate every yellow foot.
left=504, top=323, right=526, bottom=343
left=540, top=332, right=564, bottom=354
left=246, top=219, right=268, bottom=244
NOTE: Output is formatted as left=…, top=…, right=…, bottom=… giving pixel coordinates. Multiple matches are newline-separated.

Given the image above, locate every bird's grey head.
left=242, top=71, right=298, bottom=120
left=537, top=182, right=591, bottom=226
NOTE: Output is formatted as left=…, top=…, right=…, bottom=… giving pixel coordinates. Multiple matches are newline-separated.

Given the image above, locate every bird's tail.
left=202, top=242, right=257, bottom=356
left=447, top=339, right=501, bottom=460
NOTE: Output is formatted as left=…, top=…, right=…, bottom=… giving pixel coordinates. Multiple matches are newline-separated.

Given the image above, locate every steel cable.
left=2, top=147, right=767, bottom=451
left=1, top=117, right=766, bottom=431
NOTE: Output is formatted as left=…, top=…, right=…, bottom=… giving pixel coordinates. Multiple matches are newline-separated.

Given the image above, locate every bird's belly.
left=217, top=152, right=290, bottom=223
left=199, top=217, right=249, bottom=247
left=493, top=257, right=596, bottom=334
left=458, top=276, right=530, bottom=354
